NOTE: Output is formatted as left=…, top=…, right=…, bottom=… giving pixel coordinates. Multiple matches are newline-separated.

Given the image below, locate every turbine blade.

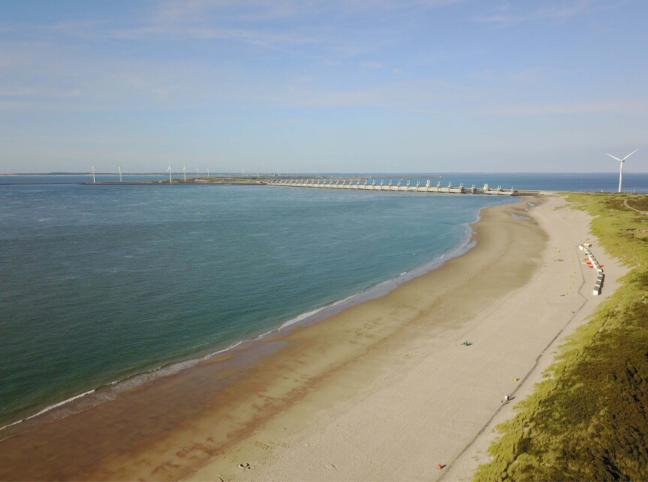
left=622, top=149, right=638, bottom=161
left=606, top=153, right=623, bottom=162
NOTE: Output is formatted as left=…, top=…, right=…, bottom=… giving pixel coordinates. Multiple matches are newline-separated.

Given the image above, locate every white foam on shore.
left=279, top=292, right=359, bottom=330
left=0, top=388, right=96, bottom=434
left=0, top=340, right=247, bottom=435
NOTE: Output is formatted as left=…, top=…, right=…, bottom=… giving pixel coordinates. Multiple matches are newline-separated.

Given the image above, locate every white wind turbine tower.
left=167, top=162, right=173, bottom=184
left=606, top=149, right=638, bottom=193
left=118, top=165, right=122, bottom=182
left=91, top=166, right=96, bottom=184
left=183, top=163, right=187, bottom=183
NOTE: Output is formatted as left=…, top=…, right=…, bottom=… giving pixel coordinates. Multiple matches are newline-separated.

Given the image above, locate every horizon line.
left=2, top=171, right=648, bottom=176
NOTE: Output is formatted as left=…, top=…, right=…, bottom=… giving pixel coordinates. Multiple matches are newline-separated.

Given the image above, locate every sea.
left=1, top=172, right=647, bottom=428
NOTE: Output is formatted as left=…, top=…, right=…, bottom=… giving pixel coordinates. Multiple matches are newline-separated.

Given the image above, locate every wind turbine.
left=606, top=149, right=637, bottom=192
left=91, top=166, right=96, bottom=184
left=167, top=163, right=172, bottom=184
left=183, top=163, right=187, bottom=183
left=118, top=165, right=122, bottom=182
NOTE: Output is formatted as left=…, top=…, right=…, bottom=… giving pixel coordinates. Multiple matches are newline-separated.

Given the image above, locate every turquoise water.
left=1, top=181, right=513, bottom=425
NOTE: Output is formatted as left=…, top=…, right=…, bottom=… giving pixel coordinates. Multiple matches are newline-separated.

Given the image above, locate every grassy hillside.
left=474, top=193, right=648, bottom=481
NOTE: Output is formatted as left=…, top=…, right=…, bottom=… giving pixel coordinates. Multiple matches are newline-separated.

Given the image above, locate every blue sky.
left=0, top=0, right=646, bottom=173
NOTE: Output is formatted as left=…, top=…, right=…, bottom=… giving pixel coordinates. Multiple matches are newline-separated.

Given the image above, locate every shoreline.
left=192, top=193, right=624, bottom=482
left=0, top=200, right=489, bottom=435
left=0, top=196, right=541, bottom=481
left=185, top=196, right=547, bottom=482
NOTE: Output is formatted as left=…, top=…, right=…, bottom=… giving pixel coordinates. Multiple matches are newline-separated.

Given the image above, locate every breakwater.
left=268, top=178, right=518, bottom=195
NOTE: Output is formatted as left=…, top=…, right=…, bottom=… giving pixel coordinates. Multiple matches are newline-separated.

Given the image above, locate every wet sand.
left=1, top=196, right=561, bottom=481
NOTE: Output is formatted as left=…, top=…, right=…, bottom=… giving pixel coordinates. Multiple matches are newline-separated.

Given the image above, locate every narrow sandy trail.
left=624, top=198, right=648, bottom=216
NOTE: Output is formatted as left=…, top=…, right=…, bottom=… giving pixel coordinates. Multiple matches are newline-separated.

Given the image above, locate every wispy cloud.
left=138, top=0, right=463, bottom=46
left=152, top=0, right=321, bottom=24
left=153, top=0, right=462, bottom=23
left=0, top=0, right=465, bottom=56
left=493, top=99, right=648, bottom=116
left=476, top=0, right=598, bottom=25
left=0, top=87, right=81, bottom=99
left=109, top=24, right=319, bottom=48
left=0, top=37, right=477, bottom=114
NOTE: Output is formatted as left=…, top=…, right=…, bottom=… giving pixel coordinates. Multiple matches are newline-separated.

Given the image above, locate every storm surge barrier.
left=268, top=178, right=518, bottom=196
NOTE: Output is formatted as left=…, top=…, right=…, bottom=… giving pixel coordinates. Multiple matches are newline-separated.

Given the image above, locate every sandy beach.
left=0, top=194, right=624, bottom=481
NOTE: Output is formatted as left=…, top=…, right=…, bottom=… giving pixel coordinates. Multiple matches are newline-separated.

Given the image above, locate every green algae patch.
left=474, top=193, right=648, bottom=481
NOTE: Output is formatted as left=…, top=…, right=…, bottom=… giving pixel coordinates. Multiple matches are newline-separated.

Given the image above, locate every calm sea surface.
left=1, top=173, right=646, bottom=426
left=0, top=178, right=507, bottom=426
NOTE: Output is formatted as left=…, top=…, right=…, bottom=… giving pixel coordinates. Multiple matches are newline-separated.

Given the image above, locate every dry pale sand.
left=0, top=194, right=623, bottom=482
left=187, top=195, right=625, bottom=482
left=442, top=195, right=626, bottom=482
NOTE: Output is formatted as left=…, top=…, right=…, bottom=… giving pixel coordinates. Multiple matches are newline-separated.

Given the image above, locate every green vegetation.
left=474, top=193, right=648, bottom=481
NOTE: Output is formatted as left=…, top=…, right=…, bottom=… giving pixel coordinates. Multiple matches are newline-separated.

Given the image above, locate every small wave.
left=0, top=339, right=248, bottom=434
left=278, top=293, right=358, bottom=330
left=0, top=388, right=96, bottom=434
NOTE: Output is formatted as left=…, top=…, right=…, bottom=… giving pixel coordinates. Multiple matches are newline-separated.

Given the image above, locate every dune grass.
left=474, top=193, right=648, bottom=481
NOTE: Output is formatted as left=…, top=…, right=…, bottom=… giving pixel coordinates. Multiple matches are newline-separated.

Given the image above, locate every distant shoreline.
left=3, top=173, right=648, bottom=194
left=1, top=171, right=645, bottom=175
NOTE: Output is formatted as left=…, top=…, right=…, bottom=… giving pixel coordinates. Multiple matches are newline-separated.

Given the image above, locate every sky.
left=0, top=0, right=647, bottom=173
